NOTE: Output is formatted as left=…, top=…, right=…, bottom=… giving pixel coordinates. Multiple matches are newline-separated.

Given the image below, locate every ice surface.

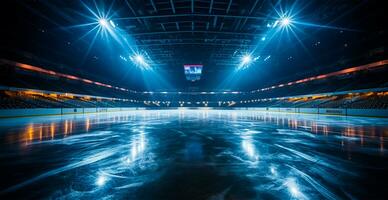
left=0, top=110, right=387, bottom=199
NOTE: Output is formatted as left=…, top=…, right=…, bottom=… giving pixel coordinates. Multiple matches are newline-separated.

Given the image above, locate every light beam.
left=98, top=18, right=108, bottom=27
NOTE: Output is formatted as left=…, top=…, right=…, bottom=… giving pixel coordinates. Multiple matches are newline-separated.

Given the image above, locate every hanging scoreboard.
left=184, top=64, right=203, bottom=82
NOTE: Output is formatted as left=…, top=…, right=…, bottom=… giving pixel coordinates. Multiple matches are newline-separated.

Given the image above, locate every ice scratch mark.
left=193, top=131, right=214, bottom=140
left=1, top=146, right=124, bottom=194
left=276, top=144, right=355, bottom=175
left=288, top=165, right=340, bottom=200
left=170, top=129, right=187, bottom=137
left=277, top=129, right=316, bottom=138
left=209, top=186, right=231, bottom=200
left=282, top=178, right=308, bottom=200
left=114, top=182, right=143, bottom=190
left=275, top=144, right=319, bottom=163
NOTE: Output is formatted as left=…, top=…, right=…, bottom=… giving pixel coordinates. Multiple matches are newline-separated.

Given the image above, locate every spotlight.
left=135, top=55, right=144, bottom=63
left=238, top=54, right=256, bottom=70
left=242, top=55, right=252, bottom=65
left=130, top=54, right=150, bottom=69
left=98, top=18, right=108, bottom=27
left=280, top=17, right=291, bottom=27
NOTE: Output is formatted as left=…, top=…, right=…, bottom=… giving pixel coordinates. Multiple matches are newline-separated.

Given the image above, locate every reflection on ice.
left=241, top=138, right=259, bottom=162
left=96, top=174, right=107, bottom=187
left=126, top=132, right=146, bottom=165
left=270, top=166, right=277, bottom=176
left=284, top=178, right=304, bottom=199
left=290, top=165, right=340, bottom=200
left=0, top=110, right=387, bottom=199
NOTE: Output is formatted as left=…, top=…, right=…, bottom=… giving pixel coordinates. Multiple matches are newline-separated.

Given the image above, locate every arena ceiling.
left=1, top=0, right=386, bottom=91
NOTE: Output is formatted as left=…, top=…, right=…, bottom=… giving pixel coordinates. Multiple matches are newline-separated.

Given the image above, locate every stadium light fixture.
left=98, top=18, right=108, bottom=28
left=130, top=54, right=150, bottom=69
left=280, top=17, right=292, bottom=27
left=241, top=55, right=252, bottom=65
left=237, top=54, right=256, bottom=70
left=135, top=55, right=144, bottom=63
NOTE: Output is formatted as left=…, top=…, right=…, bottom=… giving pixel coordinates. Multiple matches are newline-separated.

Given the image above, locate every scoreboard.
left=184, top=64, right=203, bottom=81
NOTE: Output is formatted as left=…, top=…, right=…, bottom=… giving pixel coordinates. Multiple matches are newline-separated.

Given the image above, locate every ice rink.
left=0, top=110, right=387, bottom=199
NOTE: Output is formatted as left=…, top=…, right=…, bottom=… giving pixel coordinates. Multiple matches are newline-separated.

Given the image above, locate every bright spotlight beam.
left=135, top=55, right=144, bottom=63
left=98, top=18, right=108, bottom=27
left=237, top=54, right=254, bottom=70
left=130, top=54, right=150, bottom=70
left=280, top=17, right=291, bottom=27
left=242, top=55, right=252, bottom=65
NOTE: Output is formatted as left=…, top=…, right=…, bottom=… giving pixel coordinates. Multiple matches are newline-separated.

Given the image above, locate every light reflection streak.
left=289, top=165, right=340, bottom=200
left=270, top=166, right=278, bottom=177
left=64, top=120, right=68, bottom=136
left=26, top=124, right=33, bottom=144
left=96, top=174, right=107, bottom=186
left=243, top=112, right=388, bottom=151
left=126, top=130, right=147, bottom=165
left=241, top=137, right=259, bottom=163
left=284, top=178, right=304, bottom=199
left=50, top=123, right=55, bottom=139
left=85, top=118, right=90, bottom=132
left=39, top=126, right=43, bottom=141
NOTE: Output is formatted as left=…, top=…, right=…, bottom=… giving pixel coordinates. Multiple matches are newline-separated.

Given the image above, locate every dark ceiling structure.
left=1, top=0, right=386, bottom=91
